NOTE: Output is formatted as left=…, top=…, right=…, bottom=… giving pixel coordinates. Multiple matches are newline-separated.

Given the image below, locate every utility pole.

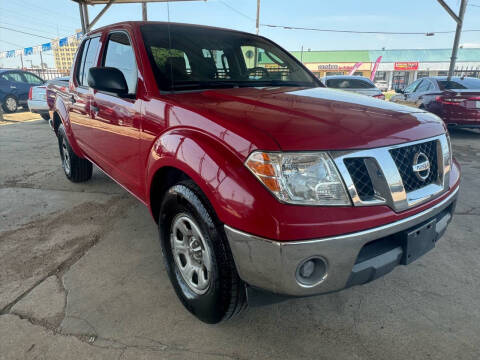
left=39, top=50, right=45, bottom=79
left=437, top=0, right=468, bottom=81
left=256, top=0, right=261, bottom=35
left=20, top=53, right=24, bottom=69
left=254, top=0, right=261, bottom=67
left=142, top=2, right=148, bottom=21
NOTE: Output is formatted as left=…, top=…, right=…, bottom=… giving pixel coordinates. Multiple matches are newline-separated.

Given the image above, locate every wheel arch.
left=145, top=128, right=279, bottom=237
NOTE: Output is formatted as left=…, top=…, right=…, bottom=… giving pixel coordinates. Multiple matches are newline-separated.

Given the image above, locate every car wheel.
left=41, top=113, right=50, bottom=121
left=2, top=95, right=18, bottom=113
left=159, top=180, right=247, bottom=324
left=57, top=124, right=93, bottom=182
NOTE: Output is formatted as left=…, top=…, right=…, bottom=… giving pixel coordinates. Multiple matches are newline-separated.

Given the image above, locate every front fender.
left=146, top=128, right=283, bottom=239
left=54, top=96, right=85, bottom=158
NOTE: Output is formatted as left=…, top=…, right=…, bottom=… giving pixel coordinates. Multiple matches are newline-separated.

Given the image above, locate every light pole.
left=437, top=0, right=468, bottom=81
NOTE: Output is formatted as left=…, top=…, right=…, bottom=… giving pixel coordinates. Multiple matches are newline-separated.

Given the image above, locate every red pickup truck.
left=49, top=21, right=460, bottom=324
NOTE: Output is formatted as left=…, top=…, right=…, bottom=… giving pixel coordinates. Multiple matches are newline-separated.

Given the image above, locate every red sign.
left=394, top=62, right=419, bottom=71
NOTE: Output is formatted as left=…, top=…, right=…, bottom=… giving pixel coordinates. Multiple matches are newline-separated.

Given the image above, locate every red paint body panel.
left=52, top=21, right=460, bottom=243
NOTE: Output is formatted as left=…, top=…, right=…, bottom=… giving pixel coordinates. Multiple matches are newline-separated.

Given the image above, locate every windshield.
left=438, top=78, right=480, bottom=90
left=141, top=23, right=318, bottom=91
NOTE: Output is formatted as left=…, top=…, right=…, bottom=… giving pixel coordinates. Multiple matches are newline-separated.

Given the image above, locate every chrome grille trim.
left=330, top=135, right=450, bottom=212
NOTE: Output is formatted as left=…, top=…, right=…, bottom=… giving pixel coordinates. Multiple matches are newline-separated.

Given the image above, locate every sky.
left=1, top=0, right=480, bottom=68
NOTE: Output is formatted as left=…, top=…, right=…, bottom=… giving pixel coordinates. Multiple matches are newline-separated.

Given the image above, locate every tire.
left=159, top=180, right=247, bottom=324
left=2, top=95, right=18, bottom=113
left=57, top=124, right=93, bottom=182
left=41, top=113, right=50, bottom=121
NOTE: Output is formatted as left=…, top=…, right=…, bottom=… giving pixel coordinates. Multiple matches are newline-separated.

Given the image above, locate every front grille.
left=390, top=140, right=438, bottom=192
left=344, top=158, right=375, bottom=200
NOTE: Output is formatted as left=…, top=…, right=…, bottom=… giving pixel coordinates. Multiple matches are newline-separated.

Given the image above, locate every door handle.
left=91, top=105, right=99, bottom=115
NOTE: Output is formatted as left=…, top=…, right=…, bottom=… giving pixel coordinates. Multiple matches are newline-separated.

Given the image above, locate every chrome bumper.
left=225, top=186, right=458, bottom=297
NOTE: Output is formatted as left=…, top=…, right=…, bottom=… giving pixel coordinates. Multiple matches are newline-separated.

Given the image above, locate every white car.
left=374, top=80, right=389, bottom=92
left=27, top=84, right=49, bottom=120
left=322, top=75, right=385, bottom=100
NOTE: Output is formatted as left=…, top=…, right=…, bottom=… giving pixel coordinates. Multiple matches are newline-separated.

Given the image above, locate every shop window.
left=374, top=71, right=386, bottom=81
left=417, top=71, right=429, bottom=79
left=353, top=71, right=364, bottom=77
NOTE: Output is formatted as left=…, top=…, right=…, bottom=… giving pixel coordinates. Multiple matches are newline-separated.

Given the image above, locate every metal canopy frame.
left=73, top=0, right=207, bottom=33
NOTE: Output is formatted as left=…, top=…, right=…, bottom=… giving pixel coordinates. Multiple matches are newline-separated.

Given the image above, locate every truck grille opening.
left=344, top=158, right=375, bottom=200
left=389, top=140, right=438, bottom=192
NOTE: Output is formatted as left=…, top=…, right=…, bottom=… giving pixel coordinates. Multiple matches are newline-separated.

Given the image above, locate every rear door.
left=88, top=30, right=142, bottom=194
left=69, top=36, right=102, bottom=154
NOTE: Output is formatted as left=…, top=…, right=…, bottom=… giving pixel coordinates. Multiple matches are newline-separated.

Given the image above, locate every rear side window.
left=23, top=73, right=43, bottom=85
left=77, top=36, right=100, bottom=86
left=326, top=78, right=375, bottom=89
left=103, top=32, right=137, bottom=94
left=438, top=78, right=480, bottom=90
left=416, top=80, right=433, bottom=92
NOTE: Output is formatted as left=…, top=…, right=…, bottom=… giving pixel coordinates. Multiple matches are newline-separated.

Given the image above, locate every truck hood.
left=167, top=86, right=446, bottom=152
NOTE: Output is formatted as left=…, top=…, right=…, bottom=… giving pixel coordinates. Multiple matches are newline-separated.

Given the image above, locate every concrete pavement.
left=1, top=118, right=479, bottom=360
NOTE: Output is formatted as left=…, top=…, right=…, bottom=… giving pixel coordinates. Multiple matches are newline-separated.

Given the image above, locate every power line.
left=218, top=0, right=255, bottom=21
left=0, top=26, right=52, bottom=40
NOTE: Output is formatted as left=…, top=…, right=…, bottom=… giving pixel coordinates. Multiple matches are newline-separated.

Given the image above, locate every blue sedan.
left=0, top=69, right=45, bottom=113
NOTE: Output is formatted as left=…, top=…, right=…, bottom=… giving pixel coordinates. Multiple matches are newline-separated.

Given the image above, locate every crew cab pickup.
left=50, top=21, right=460, bottom=324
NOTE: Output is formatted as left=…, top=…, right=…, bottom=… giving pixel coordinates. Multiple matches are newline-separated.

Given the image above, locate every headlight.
left=245, top=151, right=350, bottom=206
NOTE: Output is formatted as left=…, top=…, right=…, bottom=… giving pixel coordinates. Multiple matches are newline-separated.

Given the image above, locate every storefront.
left=303, top=62, right=373, bottom=78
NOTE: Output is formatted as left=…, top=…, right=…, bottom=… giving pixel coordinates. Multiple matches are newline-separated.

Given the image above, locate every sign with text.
left=394, top=62, right=419, bottom=71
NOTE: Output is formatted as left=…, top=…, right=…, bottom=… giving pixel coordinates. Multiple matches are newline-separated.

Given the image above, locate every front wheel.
left=159, top=180, right=247, bottom=323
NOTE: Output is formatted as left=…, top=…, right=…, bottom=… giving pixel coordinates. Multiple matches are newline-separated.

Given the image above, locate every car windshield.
left=326, top=78, right=375, bottom=89
left=141, top=24, right=318, bottom=91
left=438, top=78, right=480, bottom=90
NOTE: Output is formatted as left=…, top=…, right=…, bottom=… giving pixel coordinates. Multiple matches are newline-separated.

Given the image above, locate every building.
left=288, top=48, right=480, bottom=90
left=53, top=33, right=82, bottom=72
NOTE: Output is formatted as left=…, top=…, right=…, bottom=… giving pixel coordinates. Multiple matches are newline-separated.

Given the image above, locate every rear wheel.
left=57, top=124, right=92, bottom=182
left=2, top=95, right=18, bottom=113
left=159, top=180, right=247, bottom=323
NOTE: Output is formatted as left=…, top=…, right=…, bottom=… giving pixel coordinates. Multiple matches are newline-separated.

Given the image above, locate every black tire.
left=57, top=124, right=93, bottom=182
left=2, top=95, right=18, bottom=113
left=41, top=113, right=50, bottom=120
left=159, top=180, right=247, bottom=324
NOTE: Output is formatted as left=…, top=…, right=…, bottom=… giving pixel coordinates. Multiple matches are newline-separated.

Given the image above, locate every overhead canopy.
left=73, top=0, right=207, bottom=33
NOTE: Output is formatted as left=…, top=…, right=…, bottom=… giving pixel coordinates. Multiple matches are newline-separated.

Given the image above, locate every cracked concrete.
left=1, top=120, right=480, bottom=360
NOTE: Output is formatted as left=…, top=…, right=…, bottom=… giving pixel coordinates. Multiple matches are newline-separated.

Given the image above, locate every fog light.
left=296, top=257, right=328, bottom=287
left=299, top=260, right=315, bottom=278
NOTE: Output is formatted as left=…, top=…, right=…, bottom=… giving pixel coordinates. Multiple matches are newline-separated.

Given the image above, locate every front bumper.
left=225, top=186, right=458, bottom=297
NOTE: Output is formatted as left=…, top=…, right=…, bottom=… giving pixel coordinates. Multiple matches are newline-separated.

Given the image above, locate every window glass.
left=374, top=71, right=386, bottom=81
left=416, top=80, right=431, bottom=92
left=438, top=78, right=480, bottom=90
left=77, top=39, right=90, bottom=85
left=326, top=78, right=375, bottom=89
left=23, top=73, right=43, bottom=85
left=81, top=37, right=100, bottom=86
left=404, top=79, right=421, bottom=93
left=103, top=32, right=137, bottom=94
left=4, top=72, right=24, bottom=83
left=141, top=24, right=316, bottom=91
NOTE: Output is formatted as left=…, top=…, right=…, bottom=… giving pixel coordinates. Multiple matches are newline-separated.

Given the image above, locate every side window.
left=80, top=37, right=100, bottom=86
left=23, top=73, right=43, bottom=85
left=404, top=79, right=421, bottom=93
left=76, top=39, right=90, bottom=85
left=417, top=80, right=432, bottom=92
left=5, top=72, right=24, bottom=83
left=103, top=32, right=137, bottom=94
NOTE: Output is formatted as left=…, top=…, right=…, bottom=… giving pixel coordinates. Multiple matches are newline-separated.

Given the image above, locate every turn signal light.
left=245, top=152, right=281, bottom=193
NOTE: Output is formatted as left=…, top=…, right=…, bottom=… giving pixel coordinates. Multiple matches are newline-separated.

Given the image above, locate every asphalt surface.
left=1, top=114, right=479, bottom=360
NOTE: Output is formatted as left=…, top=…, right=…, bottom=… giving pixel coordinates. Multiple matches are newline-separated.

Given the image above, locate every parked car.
left=390, top=76, right=480, bottom=128
left=322, top=75, right=385, bottom=99
left=50, top=22, right=460, bottom=323
left=0, top=69, right=45, bottom=113
left=375, top=80, right=389, bottom=92
left=28, top=85, right=49, bottom=120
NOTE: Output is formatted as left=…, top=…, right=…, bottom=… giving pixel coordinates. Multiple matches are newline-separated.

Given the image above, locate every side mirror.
left=395, top=88, right=404, bottom=94
left=88, top=67, right=128, bottom=96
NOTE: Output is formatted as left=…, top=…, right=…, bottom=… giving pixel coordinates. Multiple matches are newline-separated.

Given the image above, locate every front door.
left=89, top=31, right=142, bottom=195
